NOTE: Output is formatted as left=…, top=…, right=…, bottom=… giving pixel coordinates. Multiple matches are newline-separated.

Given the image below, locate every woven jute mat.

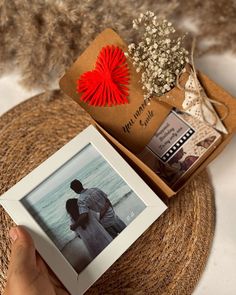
left=0, top=91, right=215, bottom=295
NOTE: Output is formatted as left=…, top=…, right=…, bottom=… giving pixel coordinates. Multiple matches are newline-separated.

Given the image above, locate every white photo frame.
left=0, top=125, right=167, bottom=295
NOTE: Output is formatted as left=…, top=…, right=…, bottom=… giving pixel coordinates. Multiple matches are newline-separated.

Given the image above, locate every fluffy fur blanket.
left=0, top=0, right=235, bottom=91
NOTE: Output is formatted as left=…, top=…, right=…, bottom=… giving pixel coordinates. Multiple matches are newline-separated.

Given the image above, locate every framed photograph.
left=0, top=125, right=167, bottom=295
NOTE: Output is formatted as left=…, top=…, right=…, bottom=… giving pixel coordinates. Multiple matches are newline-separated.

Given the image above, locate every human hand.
left=4, top=226, right=69, bottom=295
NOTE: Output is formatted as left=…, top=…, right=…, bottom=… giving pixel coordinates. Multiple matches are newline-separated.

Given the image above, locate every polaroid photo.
left=0, top=125, right=167, bottom=295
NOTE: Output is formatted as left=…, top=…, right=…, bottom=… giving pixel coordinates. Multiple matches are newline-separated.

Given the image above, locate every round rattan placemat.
left=0, top=91, right=215, bottom=295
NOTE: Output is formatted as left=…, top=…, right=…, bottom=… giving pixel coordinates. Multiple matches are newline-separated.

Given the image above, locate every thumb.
left=8, top=226, right=36, bottom=275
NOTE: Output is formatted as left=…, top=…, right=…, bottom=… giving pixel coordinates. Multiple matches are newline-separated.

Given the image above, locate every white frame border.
left=0, top=125, right=167, bottom=295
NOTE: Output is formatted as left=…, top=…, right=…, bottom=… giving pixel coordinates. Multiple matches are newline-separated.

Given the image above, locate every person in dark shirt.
left=70, top=179, right=126, bottom=238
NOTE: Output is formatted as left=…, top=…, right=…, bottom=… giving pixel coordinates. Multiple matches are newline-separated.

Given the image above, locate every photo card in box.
left=138, top=109, right=222, bottom=189
left=0, top=125, right=166, bottom=295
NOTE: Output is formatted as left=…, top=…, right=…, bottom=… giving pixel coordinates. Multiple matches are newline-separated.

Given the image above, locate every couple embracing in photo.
left=66, top=179, right=126, bottom=260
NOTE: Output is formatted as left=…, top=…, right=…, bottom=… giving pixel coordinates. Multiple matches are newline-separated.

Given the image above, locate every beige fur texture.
left=0, top=0, right=235, bottom=91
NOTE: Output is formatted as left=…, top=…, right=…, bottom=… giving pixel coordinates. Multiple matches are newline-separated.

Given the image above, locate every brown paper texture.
left=59, top=28, right=176, bottom=153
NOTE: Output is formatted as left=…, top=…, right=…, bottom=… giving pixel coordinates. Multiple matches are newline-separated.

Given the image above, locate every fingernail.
left=9, top=227, right=18, bottom=241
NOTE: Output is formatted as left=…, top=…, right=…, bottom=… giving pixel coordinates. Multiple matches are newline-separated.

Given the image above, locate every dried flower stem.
left=128, top=11, right=189, bottom=99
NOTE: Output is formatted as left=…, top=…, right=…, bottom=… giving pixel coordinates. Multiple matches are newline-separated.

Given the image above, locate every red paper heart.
left=77, top=45, right=130, bottom=107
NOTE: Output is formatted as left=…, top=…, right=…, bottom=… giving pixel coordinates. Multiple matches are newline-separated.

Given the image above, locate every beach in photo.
left=22, top=144, right=146, bottom=274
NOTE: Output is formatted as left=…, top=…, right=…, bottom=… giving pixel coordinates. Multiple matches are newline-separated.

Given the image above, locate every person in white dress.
left=66, top=198, right=112, bottom=260
left=70, top=179, right=126, bottom=238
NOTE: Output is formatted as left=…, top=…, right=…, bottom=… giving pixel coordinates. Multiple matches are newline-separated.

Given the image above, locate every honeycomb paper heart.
left=77, top=45, right=130, bottom=107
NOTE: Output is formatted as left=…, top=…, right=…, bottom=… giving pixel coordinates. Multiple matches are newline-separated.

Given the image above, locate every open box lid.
left=60, top=28, right=236, bottom=197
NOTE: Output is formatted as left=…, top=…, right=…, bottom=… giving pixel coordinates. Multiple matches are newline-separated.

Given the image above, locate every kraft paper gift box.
left=60, top=28, right=236, bottom=198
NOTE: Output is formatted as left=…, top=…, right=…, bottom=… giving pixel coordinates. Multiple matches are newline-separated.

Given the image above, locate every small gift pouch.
left=60, top=28, right=236, bottom=197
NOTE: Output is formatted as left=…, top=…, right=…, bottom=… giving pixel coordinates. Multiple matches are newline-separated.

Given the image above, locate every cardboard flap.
left=60, top=28, right=172, bottom=153
left=198, top=72, right=236, bottom=135
left=59, top=28, right=236, bottom=198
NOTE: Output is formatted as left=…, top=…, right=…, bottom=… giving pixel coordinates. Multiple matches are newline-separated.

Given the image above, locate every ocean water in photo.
left=22, top=144, right=146, bottom=251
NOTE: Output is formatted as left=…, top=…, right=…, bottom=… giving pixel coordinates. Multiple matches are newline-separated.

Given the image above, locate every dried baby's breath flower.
left=128, top=11, right=189, bottom=99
